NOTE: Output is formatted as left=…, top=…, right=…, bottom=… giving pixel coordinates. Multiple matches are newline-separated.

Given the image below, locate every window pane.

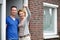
left=0, top=4, right=1, bottom=40
left=43, top=7, right=55, bottom=33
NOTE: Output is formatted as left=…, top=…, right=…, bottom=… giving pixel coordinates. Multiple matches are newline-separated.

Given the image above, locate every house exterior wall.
left=28, top=0, right=60, bottom=40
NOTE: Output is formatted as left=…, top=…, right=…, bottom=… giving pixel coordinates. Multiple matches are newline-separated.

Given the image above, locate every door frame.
left=1, top=0, right=6, bottom=40
left=1, top=0, right=28, bottom=40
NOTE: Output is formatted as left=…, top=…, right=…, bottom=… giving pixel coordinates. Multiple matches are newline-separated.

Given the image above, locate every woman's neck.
left=20, top=17, right=25, bottom=21
left=20, top=18, right=24, bottom=21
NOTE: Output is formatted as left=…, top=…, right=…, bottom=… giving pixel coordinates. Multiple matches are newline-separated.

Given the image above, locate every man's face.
left=11, top=7, right=17, bottom=16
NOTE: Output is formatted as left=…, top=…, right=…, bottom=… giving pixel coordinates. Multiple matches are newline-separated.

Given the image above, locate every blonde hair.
left=18, top=8, right=26, bottom=16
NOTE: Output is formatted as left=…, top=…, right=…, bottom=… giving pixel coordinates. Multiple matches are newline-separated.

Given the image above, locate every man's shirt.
left=6, top=16, right=19, bottom=40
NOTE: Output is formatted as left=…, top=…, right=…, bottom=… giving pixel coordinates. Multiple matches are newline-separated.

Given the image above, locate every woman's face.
left=11, top=7, right=17, bottom=16
left=19, top=11, right=25, bottom=18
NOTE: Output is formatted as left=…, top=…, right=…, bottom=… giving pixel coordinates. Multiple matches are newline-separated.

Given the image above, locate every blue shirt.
left=6, top=16, right=19, bottom=40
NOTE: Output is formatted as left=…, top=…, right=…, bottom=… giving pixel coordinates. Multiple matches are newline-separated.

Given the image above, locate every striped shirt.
left=18, top=7, right=31, bottom=36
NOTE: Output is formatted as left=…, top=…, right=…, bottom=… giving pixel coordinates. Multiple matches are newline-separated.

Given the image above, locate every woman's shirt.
left=18, top=7, right=31, bottom=36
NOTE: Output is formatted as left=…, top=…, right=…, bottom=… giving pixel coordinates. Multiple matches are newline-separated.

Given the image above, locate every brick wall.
left=28, top=0, right=43, bottom=40
left=28, top=0, right=60, bottom=40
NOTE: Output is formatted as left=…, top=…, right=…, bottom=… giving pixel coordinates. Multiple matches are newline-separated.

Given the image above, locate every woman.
left=18, top=6, right=31, bottom=40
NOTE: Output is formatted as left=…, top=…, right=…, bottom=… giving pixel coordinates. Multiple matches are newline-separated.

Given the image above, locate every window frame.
left=43, top=2, right=59, bottom=39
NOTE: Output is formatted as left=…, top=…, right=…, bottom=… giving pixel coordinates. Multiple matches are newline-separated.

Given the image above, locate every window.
left=43, top=7, right=55, bottom=33
left=43, top=2, right=59, bottom=39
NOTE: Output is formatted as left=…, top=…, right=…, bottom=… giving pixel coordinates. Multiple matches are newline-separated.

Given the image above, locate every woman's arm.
left=24, top=7, right=31, bottom=21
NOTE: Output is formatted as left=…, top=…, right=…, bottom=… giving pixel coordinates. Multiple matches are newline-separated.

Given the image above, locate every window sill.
left=44, top=35, right=59, bottom=39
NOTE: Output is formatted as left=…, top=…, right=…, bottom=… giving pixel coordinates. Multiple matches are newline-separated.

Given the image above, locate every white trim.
left=1, top=0, right=6, bottom=40
left=44, top=35, right=59, bottom=39
left=49, top=8, right=52, bottom=15
left=43, top=2, right=59, bottom=8
left=54, top=8, right=57, bottom=34
left=43, top=2, right=59, bottom=39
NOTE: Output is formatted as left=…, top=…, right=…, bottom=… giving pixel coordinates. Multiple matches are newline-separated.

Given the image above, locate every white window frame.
left=1, top=0, right=28, bottom=40
left=43, top=2, right=59, bottom=39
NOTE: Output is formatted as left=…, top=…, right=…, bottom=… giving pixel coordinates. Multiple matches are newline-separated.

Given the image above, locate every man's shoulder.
left=15, top=17, right=19, bottom=21
left=16, top=18, right=19, bottom=22
left=16, top=18, right=19, bottom=24
left=6, top=16, right=11, bottom=21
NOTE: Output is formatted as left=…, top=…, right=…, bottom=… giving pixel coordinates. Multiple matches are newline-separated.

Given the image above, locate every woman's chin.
left=20, top=17, right=23, bottom=19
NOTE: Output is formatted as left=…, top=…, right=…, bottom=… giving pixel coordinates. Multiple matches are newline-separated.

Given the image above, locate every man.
left=6, top=6, right=19, bottom=40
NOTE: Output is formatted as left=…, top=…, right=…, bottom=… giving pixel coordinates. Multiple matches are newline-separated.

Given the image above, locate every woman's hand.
left=23, top=4, right=28, bottom=8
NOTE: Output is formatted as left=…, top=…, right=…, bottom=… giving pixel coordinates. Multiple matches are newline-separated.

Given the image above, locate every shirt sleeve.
left=25, top=7, right=31, bottom=22
left=16, top=18, right=19, bottom=24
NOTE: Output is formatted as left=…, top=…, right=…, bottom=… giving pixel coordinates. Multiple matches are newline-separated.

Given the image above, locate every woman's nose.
left=20, top=14, right=23, bottom=16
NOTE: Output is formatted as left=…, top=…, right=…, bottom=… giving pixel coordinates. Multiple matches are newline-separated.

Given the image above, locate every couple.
left=6, top=5, right=31, bottom=40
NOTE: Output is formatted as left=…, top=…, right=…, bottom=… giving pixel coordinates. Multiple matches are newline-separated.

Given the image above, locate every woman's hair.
left=18, top=8, right=26, bottom=16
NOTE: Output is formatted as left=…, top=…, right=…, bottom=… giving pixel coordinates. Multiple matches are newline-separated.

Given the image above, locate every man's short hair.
left=11, top=6, right=17, bottom=10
